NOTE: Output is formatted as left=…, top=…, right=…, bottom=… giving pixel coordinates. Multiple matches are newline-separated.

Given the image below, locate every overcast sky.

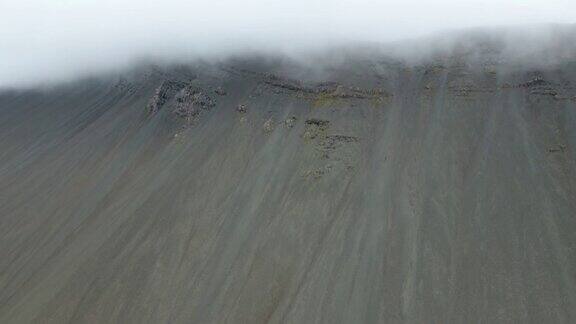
left=0, top=0, right=575, bottom=88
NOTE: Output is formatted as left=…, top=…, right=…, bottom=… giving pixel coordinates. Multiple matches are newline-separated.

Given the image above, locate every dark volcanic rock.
left=521, top=76, right=551, bottom=88
left=236, top=104, right=247, bottom=113
left=113, top=77, right=136, bottom=94
left=305, top=118, right=330, bottom=127
left=284, top=116, right=297, bottom=129
left=147, top=80, right=186, bottom=114
left=173, top=86, right=215, bottom=119
left=252, top=71, right=389, bottom=100
left=214, top=86, right=227, bottom=96
left=262, top=118, right=274, bottom=133
left=302, top=119, right=329, bottom=140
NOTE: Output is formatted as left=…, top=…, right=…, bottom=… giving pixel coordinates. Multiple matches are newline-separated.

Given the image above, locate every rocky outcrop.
left=214, top=86, right=227, bottom=96
left=548, top=144, right=567, bottom=153
left=173, top=86, right=215, bottom=119
left=147, top=81, right=217, bottom=122
left=284, top=116, right=297, bottom=129
left=301, top=119, right=359, bottom=179
left=302, top=164, right=334, bottom=180
left=147, top=80, right=186, bottom=114
left=263, top=74, right=306, bottom=92
left=263, top=73, right=388, bottom=99
left=113, top=78, right=136, bottom=95
left=448, top=78, right=496, bottom=98
left=304, top=118, right=330, bottom=127
left=317, top=135, right=360, bottom=160
left=237, top=104, right=247, bottom=114
left=520, top=76, right=550, bottom=88
left=501, top=76, right=561, bottom=98
left=302, top=119, right=329, bottom=140
left=226, top=66, right=388, bottom=101
left=262, top=118, right=274, bottom=133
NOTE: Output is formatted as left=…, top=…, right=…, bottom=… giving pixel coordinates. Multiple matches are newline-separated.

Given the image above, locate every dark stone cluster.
left=173, top=86, right=215, bottom=119
left=147, top=80, right=186, bottom=114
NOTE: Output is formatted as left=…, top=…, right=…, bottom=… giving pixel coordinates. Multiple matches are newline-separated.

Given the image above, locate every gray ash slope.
left=1, top=37, right=576, bottom=323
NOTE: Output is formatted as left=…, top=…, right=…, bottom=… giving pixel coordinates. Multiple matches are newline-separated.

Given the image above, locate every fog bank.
left=1, top=0, right=575, bottom=88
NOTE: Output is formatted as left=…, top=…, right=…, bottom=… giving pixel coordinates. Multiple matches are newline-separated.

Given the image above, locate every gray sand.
left=1, top=51, right=576, bottom=323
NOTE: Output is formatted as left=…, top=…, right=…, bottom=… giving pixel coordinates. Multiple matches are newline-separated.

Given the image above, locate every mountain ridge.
left=1, top=31, right=576, bottom=322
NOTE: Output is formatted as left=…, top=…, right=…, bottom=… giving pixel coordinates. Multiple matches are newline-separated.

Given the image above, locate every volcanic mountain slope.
left=1, top=45, right=576, bottom=323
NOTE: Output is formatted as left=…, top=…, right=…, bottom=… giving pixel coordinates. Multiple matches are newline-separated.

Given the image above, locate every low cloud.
left=1, top=0, right=575, bottom=88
